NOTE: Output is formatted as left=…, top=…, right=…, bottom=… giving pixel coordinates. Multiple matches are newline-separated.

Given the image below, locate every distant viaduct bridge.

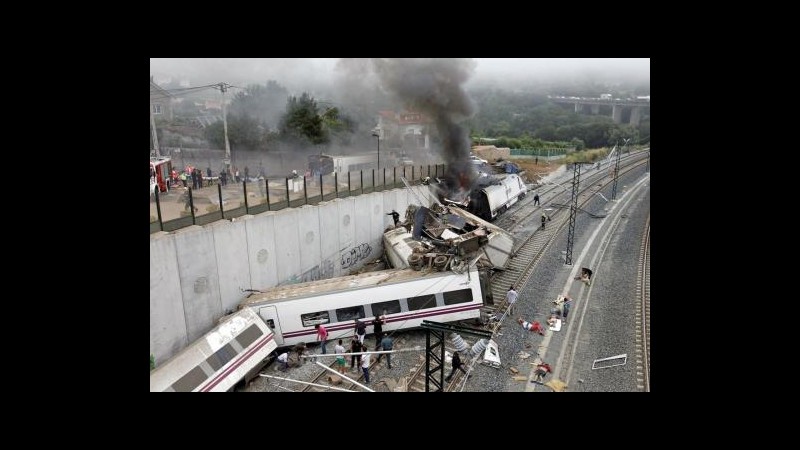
left=549, top=95, right=650, bottom=126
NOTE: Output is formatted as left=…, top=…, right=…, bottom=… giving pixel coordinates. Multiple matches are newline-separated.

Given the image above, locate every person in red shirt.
left=314, top=324, right=328, bottom=354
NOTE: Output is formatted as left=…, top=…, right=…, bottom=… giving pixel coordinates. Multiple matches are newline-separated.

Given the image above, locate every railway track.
left=485, top=155, right=649, bottom=328
left=300, top=337, right=409, bottom=392
left=400, top=154, right=650, bottom=392
left=635, top=216, right=650, bottom=391
left=496, top=152, right=642, bottom=234
left=263, top=152, right=649, bottom=393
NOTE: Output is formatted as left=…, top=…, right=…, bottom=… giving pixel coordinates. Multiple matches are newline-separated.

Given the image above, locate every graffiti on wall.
left=340, top=243, right=372, bottom=269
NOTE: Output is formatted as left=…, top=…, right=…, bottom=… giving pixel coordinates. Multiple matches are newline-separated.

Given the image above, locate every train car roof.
left=240, top=267, right=474, bottom=307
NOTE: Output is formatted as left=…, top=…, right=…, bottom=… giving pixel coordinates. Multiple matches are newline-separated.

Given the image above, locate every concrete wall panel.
left=297, top=205, right=329, bottom=283
left=336, top=196, right=356, bottom=275
left=317, top=199, right=341, bottom=280
left=272, top=208, right=301, bottom=284
left=210, top=218, right=251, bottom=314
left=368, top=193, right=385, bottom=253
left=150, top=232, right=188, bottom=365
left=342, top=194, right=374, bottom=274
left=245, top=212, right=278, bottom=291
left=173, top=226, right=223, bottom=343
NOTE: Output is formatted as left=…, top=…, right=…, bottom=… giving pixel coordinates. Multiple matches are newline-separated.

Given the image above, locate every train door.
left=257, top=306, right=284, bottom=345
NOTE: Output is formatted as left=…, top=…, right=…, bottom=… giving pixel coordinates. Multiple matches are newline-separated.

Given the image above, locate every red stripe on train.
left=280, top=304, right=481, bottom=339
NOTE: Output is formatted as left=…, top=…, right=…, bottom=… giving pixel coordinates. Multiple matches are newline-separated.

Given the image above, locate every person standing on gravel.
left=377, top=334, right=393, bottom=369
left=360, top=343, right=371, bottom=384
left=354, top=318, right=367, bottom=345
left=334, top=339, right=347, bottom=375
left=372, top=314, right=386, bottom=350
left=506, top=286, right=518, bottom=316
left=350, top=335, right=362, bottom=372
left=562, top=297, right=573, bottom=324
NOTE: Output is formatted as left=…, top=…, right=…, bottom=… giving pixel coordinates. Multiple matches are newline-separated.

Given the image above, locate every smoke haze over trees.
left=152, top=58, right=649, bottom=172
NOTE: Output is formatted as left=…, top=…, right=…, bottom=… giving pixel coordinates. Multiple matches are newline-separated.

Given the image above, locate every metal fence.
left=150, top=164, right=445, bottom=234
left=509, top=148, right=573, bottom=158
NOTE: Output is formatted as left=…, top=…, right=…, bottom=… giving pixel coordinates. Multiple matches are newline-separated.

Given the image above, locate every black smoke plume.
left=370, top=58, right=478, bottom=202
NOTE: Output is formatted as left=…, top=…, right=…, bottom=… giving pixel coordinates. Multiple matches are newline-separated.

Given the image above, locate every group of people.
left=308, top=315, right=394, bottom=384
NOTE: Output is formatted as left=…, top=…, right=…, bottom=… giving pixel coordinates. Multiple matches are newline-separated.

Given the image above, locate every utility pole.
left=150, top=102, right=160, bottom=157
left=611, top=138, right=628, bottom=200
left=565, top=163, right=582, bottom=265
left=213, top=82, right=232, bottom=174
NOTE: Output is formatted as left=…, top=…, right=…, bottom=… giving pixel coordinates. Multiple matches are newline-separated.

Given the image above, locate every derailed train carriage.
left=466, top=173, right=527, bottom=221
left=382, top=203, right=514, bottom=271
left=149, top=307, right=278, bottom=392
left=238, top=262, right=491, bottom=349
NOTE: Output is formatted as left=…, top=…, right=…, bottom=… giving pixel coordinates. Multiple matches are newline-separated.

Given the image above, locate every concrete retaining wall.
left=150, top=185, right=435, bottom=365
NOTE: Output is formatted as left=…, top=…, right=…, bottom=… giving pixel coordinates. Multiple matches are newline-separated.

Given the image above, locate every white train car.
left=149, top=308, right=277, bottom=392
left=468, top=173, right=527, bottom=221
left=239, top=266, right=487, bottom=347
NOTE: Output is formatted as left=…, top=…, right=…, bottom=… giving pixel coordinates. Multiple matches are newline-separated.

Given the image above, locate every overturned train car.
left=383, top=203, right=514, bottom=271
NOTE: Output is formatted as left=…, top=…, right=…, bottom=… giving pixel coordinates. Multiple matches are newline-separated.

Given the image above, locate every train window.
left=265, top=319, right=275, bottom=330
left=408, top=294, right=437, bottom=311
left=336, top=305, right=365, bottom=322
left=171, top=366, right=208, bottom=392
left=371, top=299, right=402, bottom=315
left=206, top=343, right=238, bottom=371
left=235, top=324, right=264, bottom=349
left=443, top=289, right=473, bottom=305
left=301, top=311, right=330, bottom=327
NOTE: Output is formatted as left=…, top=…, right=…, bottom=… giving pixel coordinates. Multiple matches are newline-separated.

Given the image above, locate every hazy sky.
left=150, top=58, right=649, bottom=91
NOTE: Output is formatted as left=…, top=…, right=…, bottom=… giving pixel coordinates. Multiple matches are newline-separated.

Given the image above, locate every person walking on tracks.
left=377, top=334, right=393, bottom=369
left=315, top=323, right=328, bottom=355
left=541, top=213, right=547, bottom=230
left=533, top=192, right=540, bottom=206
left=445, top=351, right=468, bottom=383
left=506, top=286, right=518, bottom=316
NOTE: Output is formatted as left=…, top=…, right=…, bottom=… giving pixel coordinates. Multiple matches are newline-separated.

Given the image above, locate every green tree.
left=279, top=93, right=328, bottom=145
left=570, top=137, right=585, bottom=151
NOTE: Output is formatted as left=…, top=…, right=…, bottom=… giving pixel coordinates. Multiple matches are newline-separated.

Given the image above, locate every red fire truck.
left=150, top=156, right=173, bottom=196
